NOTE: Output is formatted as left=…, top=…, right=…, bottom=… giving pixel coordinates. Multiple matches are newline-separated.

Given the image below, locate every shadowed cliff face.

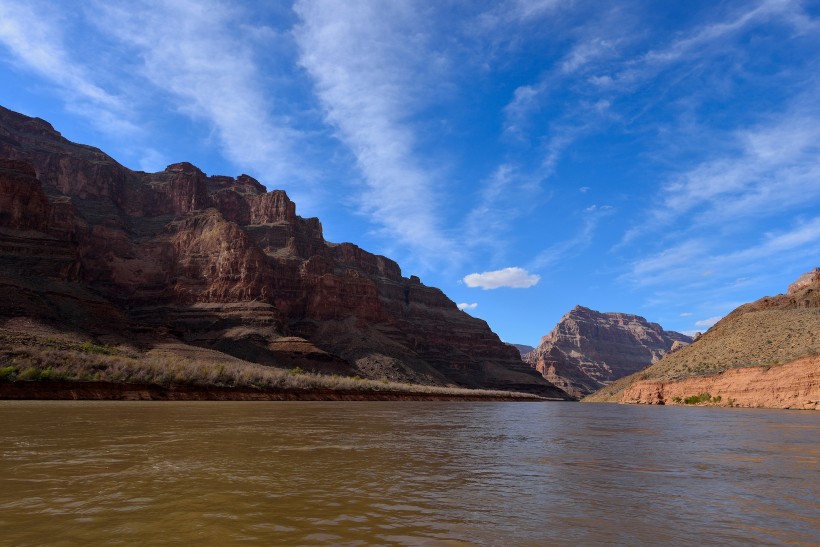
left=523, top=305, right=691, bottom=397
left=0, top=106, right=569, bottom=398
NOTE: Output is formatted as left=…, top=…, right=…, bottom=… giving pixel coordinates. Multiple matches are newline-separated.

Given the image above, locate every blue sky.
left=1, top=0, right=819, bottom=346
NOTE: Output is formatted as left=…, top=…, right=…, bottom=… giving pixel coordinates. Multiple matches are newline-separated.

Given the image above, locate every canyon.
left=522, top=306, right=691, bottom=398
left=0, top=106, right=569, bottom=399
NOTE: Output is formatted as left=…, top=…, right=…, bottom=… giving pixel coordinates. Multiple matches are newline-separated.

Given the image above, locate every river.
left=1, top=401, right=817, bottom=545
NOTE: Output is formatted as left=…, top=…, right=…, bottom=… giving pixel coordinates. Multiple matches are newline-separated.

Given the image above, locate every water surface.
left=1, top=401, right=818, bottom=545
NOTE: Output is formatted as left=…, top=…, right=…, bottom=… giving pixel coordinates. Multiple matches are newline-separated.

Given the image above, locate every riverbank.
left=0, top=380, right=559, bottom=402
left=586, top=356, right=819, bottom=410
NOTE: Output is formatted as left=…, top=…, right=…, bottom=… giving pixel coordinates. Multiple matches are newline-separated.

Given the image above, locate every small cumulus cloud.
left=463, top=267, right=540, bottom=290
left=579, top=186, right=590, bottom=193
left=457, top=302, right=478, bottom=311
left=694, top=316, right=722, bottom=328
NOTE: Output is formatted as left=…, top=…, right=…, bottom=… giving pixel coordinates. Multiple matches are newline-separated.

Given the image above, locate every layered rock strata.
left=620, top=356, right=819, bottom=410
left=0, top=106, right=568, bottom=398
left=523, top=306, right=691, bottom=397
left=586, top=269, right=820, bottom=408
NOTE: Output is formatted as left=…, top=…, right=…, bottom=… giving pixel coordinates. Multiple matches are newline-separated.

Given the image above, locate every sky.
left=1, top=0, right=819, bottom=346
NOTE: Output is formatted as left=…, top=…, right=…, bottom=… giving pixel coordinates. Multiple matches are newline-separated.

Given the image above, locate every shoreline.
left=0, top=380, right=562, bottom=402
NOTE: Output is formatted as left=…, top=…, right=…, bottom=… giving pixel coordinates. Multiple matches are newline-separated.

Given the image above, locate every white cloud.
left=529, top=205, right=614, bottom=270
left=90, top=0, right=310, bottom=191
left=462, top=163, right=546, bottom=261
left=695, top=316, right=722, bottom=328
left=476, top=0, right=565, bottom=31
left=463, top=267, right=540, bottom=290
left=0, top=1, right=135, bottom=134
left=626, top=216, right=820, bottom=288
left=680, top=312, right=693, bottom=317
left=560, top=38, right=618, bottom=74
left=643, top=0, right=812, bottom=66
left=294, top=0, right=458, bottom=261
left=457, top=302, right=478, bottom=311
left=656, top=105, right=820, bottom=227
left=592, top=0, right=815, bottom=91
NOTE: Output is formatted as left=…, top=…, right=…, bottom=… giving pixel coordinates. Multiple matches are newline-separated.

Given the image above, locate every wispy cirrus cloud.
left=619, top=88, right=820, bottom=254
left=502, top=0, right=816, bottom=175
left=90, top=0, right=311, bottom=192
left=294, top=0, right=459, bottom=262
left=528, top=205, right=614, bottom=271
left=0, top=0, right=310, bottom=191
left=661, top=104, right=820, bottom=224
left=626, top=216, right=820, bottom=288
left=590, top=0, right=816, bottom=91
left=0, top=1, right=134, bottom=133
left=463, top=267, right=540, bottom=290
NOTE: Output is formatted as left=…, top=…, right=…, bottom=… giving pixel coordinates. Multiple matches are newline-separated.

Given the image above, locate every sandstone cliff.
left=586, top=269, right=820, bottom=408
left=0, top=106, right=569, bottom=398
left=522, top=306, right=691, bottom=397
left=619, top=357, right=819, bottom=410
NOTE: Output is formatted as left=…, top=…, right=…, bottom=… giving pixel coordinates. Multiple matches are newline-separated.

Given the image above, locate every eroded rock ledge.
left=621, top=356, right=820, bottom=410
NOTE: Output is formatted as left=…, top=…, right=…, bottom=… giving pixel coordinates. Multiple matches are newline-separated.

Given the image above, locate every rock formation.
left=0, top=106, right=569, bottom=398
left=522, top=306, right=691, bottom=397
left=586, top=269, right=820, bottom=409
left=619, top=356, right=819, bottom=410
left=509, top=343, right=535, bottom=357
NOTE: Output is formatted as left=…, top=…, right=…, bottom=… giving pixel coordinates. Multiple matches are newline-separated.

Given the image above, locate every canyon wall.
left=523, top=306, right=691, bottom=397
left=0, top=106, right=569, bottom=398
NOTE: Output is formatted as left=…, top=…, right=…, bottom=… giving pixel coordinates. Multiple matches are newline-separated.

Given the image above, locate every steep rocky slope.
left=523, top=306, right=691, bottom=397
left=586, top=269, right=820, bottom=408
left=0, top=106, right=569, bottom=398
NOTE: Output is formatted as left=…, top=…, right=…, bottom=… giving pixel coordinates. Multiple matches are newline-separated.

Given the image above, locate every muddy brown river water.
left=0, top=401, right=818, bottom=545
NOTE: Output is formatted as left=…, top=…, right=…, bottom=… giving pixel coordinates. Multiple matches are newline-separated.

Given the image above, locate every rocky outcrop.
left=523, top=306, right=691, bottom=397
left=0, top=106, right=568, bottom=398
left=586, top=269, right=820, bottom=408
left=788, top=268, right=820, bottom=295
left=621, top=356, right=819, bottom=410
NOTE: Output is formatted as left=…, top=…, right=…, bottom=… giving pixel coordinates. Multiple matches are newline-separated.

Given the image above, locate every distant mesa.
left=0, top=105, right=571, bottom=400
left=586, top=268, right=820, bottom=410
left=522, top=305, right=691, bottom=398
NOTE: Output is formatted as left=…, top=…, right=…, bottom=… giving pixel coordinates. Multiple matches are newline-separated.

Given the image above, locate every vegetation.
left=681, top=393, right=722, bottom=405
left=81, top=341, right=116, bottom=355
left=0, top=330, right=541, bottom=399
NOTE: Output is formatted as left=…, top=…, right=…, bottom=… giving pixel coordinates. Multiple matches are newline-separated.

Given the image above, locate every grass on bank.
left=670, top=393, right=722, bottom=405
left=0, top=332, right=542, bottom=399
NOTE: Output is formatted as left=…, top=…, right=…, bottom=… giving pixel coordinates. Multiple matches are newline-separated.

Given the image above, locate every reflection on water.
left=0, top=401, right=818, bottom=545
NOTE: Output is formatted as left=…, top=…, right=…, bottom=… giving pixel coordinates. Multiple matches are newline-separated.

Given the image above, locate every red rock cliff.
left=523, top=305, right=690, bottom=397
left=0, top=106, right=569, bottom=398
